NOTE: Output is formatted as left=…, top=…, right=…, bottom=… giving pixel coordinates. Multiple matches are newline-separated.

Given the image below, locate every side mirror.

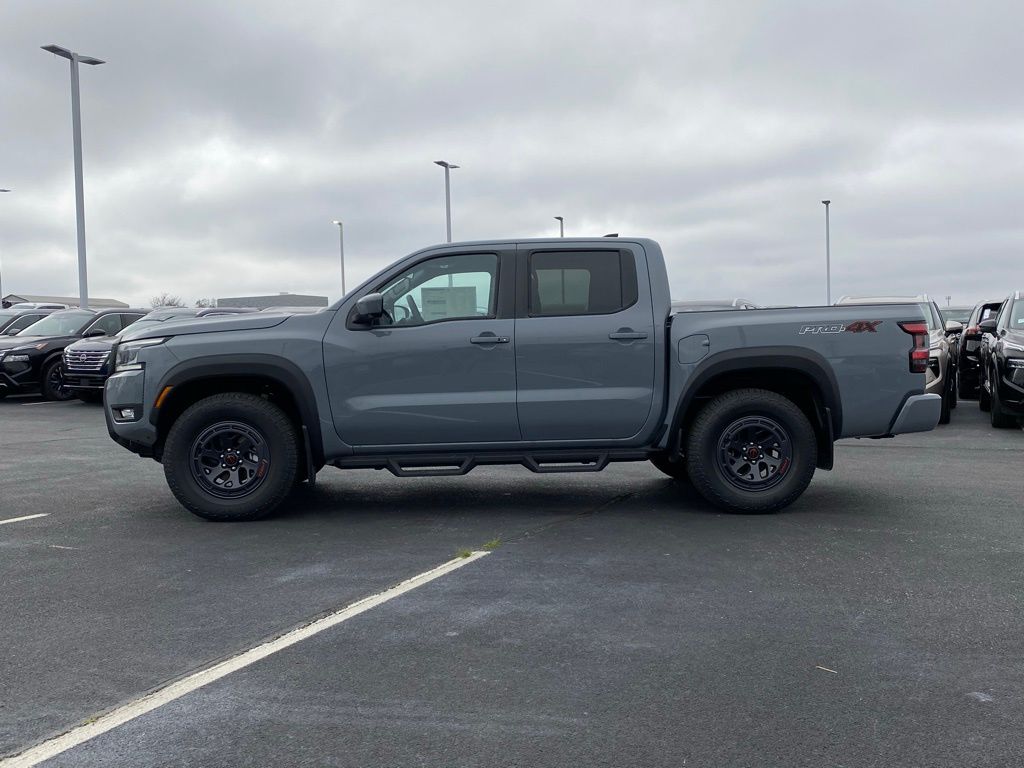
left=353, top=293, right=385, bottom=324
left=978, top=319, right=997, bottom=335
left=84, top=328, right=107, bottom=337
left=944, top=320, right=963, bottom=334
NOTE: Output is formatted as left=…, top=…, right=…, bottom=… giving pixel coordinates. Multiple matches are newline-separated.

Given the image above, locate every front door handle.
left=471, top=334, right=510, bottom=344
left=608, top=329, right=648, bottom=340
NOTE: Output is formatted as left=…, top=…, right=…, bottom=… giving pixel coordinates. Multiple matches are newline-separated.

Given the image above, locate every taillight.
left=899, top=321, right=929, bottom=373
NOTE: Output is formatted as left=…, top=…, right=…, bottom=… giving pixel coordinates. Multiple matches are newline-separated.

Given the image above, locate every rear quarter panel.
left=666, top=304, right=928, bottom=438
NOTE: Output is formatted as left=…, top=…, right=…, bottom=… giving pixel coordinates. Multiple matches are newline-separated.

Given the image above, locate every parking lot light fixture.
left=554, top=216, right=564, bottom=237
left=0, top=188, right=9, bottom=303
left=434, top=160, right=459, bottom=243
left=43, top=44, right=104, bottom=311
left=332, top=220, right=346, bottom=296
left=821, top=200, right=831, bottom=305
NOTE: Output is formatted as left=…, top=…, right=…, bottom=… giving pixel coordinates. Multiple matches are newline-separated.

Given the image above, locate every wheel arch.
left=668, top=350, right=841, bottom=471
left=150, top=356, right=324, bottom=473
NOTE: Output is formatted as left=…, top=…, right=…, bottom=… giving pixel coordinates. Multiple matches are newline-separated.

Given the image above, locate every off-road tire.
left=685, top=388, right=817, bottom=514
left=163, top=393, right=299, bottom=521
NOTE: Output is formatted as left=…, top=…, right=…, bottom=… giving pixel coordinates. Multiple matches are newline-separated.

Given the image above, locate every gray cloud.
left=1, top=0, right=1021, bottom=308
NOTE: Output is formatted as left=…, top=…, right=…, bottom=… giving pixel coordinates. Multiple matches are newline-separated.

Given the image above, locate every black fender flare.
left=150, top=354, right=324, bottom=468
left=668, top=347, right=842, bottom=469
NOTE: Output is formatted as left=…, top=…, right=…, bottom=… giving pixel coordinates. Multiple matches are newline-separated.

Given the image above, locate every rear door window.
left=529, top=250, right=637, bottom=317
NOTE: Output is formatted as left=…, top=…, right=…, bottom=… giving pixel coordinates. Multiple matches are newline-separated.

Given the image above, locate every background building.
left=2, top=293, right=128, bottom=309
left=216, top=292, right=328, bottom=310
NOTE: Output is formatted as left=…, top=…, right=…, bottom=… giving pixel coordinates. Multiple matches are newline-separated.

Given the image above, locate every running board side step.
left=332, top=450, right=651, bottom=478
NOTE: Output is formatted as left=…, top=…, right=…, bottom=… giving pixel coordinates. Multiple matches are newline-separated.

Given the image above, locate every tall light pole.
left=0, top=189, right=9, bottom=305
left=554, top=216, right=564, bottom=237
left=332, top=220, right=346, bottom=296
left=821, top=200, right=831, bottom=305
left=434, top=160, right=458, bottom=243
left=43, top=44, right=104, bottom=310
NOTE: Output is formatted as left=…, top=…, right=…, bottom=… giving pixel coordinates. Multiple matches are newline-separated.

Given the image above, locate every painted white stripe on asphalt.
left=0, top=514, right=49, bottom=526
left=0, top=550, right=490, bottom=767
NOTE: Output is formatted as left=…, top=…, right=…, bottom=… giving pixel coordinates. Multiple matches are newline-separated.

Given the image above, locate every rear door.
left=514, top=244, right=656, bottom=441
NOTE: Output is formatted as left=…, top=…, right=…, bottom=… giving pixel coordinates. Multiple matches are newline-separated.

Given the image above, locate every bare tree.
left=194, top=298, right=217, bottom=308
left=150, top=292, right=186, bottom=308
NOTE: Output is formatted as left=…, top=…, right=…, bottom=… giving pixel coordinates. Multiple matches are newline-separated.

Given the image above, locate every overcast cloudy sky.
left=0, top=0, right=1021, bottom=308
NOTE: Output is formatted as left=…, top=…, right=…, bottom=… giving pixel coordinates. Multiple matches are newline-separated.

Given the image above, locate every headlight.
left=3, top=354, right=30, bottom=364
left=115, top=337, right=168, bottom=371
left=1007, top=358, right=1024, bottom=369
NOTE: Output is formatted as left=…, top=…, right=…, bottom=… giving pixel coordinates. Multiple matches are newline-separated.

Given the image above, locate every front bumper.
left=105, top=369, right=157, bottom=456
left=0, top=356, right=42, bottom=394
left=888, top=393, right=942, bottom=435
left=64, top=373, right=107, bottom=391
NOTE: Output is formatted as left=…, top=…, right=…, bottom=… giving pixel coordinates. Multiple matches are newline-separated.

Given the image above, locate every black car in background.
left=978, top=292, right=1024, bottom=428
left=0, top=308, right=147, bottom=400
left=62, top=306, right=257, bottom=402
left=957, top=299, right=1004, bottom=398
left=0, top=307, right=58, bottom=336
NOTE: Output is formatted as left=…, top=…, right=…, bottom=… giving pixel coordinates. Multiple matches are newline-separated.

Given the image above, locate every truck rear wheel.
left=685, top=388, right=817, bottom=514
left=163, top=393, right=299, bottom=521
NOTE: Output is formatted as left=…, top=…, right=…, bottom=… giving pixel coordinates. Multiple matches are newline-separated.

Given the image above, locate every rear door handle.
left=608, top=330, right=648, bottom=340
left=470, top=334, right=510, bottom=344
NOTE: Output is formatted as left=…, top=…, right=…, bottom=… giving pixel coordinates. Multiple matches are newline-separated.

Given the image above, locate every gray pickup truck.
left=105, top=238, right=940, bottom=521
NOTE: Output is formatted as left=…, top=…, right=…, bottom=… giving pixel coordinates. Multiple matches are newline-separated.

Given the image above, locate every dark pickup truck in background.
left=104, top=238, right=941, bottom=521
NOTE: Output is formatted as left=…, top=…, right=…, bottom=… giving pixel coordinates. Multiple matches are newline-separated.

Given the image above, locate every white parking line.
left=0, top=550, right=490, bottom=767
left=0, top=514, right=49, bottom=526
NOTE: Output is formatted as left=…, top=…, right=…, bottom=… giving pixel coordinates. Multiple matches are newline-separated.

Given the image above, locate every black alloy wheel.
left=42, top=359, right=74, bottom=401
left=716, top=416, right=793, bottom=491
left=189, top=421, right=271, bottom=499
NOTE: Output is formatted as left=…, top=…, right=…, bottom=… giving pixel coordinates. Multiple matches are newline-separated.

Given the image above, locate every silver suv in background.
left=836, top=295, right=957, bottom=424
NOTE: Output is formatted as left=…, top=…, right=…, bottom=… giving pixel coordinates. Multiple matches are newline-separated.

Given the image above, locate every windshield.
left=17, top=310, right=93, bottom=337
left=941, top=308, right=971, bottom=324
left=1010, top=300, right=1024, bottom=330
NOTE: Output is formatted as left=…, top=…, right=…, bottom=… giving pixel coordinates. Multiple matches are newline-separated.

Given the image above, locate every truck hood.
left=119, top=312, right=293, bottom=342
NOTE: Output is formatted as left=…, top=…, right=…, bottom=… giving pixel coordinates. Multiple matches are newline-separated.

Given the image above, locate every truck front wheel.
left=162, top=393, right=299, bottom=521
left=685, top=388, right=817, bottom=514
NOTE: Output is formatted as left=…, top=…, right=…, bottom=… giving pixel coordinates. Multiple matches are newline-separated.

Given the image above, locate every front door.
left=324, top=249, right=519, bottom=447
left=514, top=246, right=656, bottom=441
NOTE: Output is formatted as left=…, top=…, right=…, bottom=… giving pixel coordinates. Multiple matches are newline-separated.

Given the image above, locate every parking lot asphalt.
left=1, top=396, right=1022, bottom=767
